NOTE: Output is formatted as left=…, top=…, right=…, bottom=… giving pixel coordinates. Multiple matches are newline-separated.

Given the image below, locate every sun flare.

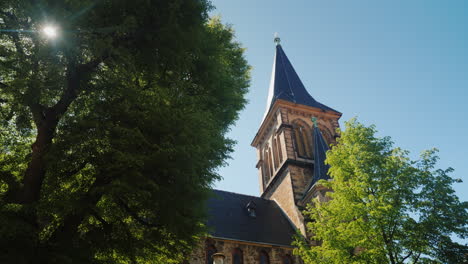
left=42, top=25, right=58, bottom=38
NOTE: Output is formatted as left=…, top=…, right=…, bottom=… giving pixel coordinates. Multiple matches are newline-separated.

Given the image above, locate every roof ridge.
left=212, top=189, right=270, bottom=201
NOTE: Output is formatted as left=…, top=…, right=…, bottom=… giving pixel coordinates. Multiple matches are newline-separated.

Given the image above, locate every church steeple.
left=264, top=39, right=339, bottom=119
left=252, top=39, right=342, bottom=235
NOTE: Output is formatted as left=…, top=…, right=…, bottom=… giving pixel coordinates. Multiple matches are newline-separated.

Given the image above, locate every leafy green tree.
left=0, top=1, right=250, bottom=263
left=294, top=119, right=467, bottom=264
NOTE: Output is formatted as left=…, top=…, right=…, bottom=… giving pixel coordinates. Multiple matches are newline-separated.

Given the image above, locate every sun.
left=42, top=25, right=58, bottom=38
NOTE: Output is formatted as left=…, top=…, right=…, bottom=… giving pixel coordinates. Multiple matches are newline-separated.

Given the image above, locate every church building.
left=188, top=38, right=342, bottom=264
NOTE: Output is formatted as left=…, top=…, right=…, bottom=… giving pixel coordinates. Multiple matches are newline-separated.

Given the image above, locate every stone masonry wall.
left=262, top=171, right=305, bottom=235
left=188, top=238, right=300, bottom=264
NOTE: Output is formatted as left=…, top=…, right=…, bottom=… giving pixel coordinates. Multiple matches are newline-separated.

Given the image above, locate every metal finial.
left=274, top=32, right=281, bottom=45
left=311, top=117, right=318, bottom=127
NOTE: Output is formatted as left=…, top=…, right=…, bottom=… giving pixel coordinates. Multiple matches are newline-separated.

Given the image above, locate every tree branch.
left=116, top=197, right=160, bottom=228
left=413, top=252, right=421, bottom=264
left=49, top=54, right=108, bottom=119
left=400, top=251, right=413, bottom=263
left=29, top=102, right=46, bottom=127
left=90, top=209, right=112, bottom=233
left=62, top=161, right=89, bottom=179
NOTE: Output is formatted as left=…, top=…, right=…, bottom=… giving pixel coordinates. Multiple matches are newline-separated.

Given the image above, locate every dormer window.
left=246, top=201, right=257, bottom=218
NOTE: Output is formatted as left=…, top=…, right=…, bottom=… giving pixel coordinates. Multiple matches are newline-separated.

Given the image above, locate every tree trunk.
left=18, top=57, right=104, bottom=203
left=19, top=119, right=57, bottom=203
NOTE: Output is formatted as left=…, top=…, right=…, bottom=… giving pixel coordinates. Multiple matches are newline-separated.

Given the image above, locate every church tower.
left=251, top=37, right=342, bottom=234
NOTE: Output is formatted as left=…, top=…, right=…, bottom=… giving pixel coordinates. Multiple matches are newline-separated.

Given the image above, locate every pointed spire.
left=263, top=40, right=340, bottom=119
left=302, top=117, right=331, bottom=197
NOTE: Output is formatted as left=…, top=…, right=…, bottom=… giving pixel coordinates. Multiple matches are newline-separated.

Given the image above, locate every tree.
left=294, top=119, right=468, bottom=264
left=0, top=1, right=250, bottom=263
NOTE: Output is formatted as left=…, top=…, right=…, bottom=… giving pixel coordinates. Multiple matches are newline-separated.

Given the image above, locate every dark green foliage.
left=0, top=1, right=250, bottom=263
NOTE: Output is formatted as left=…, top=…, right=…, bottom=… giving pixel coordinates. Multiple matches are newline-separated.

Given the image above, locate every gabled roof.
left=206, top=190, right=296, bottom=247
left=263, top=44, right=340, bottom=119
left=303, top=125, right=331, bottom=196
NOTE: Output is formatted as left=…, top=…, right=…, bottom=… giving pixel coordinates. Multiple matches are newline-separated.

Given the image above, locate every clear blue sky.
left=209, top=1, right=468, bottom=204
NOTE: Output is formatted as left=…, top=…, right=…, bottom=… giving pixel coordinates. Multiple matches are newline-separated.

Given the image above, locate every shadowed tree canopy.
left=0, top=0, right=250, bottom=263
left=294, top=119, right=468, bottom=264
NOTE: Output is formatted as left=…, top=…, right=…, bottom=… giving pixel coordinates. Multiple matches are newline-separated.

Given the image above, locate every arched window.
left=259, top=250, right=270, bottom=264
left=232, top=248, right=243, bottom=264
left=283, top=254, right=293, bottom=264
left=205, top=244, right=217, bottom=264
left=293, top=121, right=313, bottom=159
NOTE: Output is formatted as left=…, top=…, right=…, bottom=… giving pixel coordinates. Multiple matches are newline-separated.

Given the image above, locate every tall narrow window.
left=232, top=248, right=243, bottom=264
left=272, top=138, right=279, bottom=169
left=263, top=149, right=270, bottom=182
left=259, top=250, right=270, bottom=264
left=276, top=136, right=283, bottom=163
left=293, top=122, right=313, bottom=159
left=294, top=125, right=306, bottom=156
left=268, top=148, right=274, bottom=176
left=206, top=245, right=217, bottom=264
left=302, top=126, right=313, bottom=158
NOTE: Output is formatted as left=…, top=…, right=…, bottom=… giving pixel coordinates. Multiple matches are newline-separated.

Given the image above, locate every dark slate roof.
left=303, top=125, right=331, bottom=196
left=206, top=189, right=296, bottom=247
left=264, top=44, right=340, bottom=118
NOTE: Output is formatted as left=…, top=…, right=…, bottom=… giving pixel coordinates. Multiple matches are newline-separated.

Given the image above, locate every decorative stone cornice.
left=251, top=99, right=341, bottom=147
